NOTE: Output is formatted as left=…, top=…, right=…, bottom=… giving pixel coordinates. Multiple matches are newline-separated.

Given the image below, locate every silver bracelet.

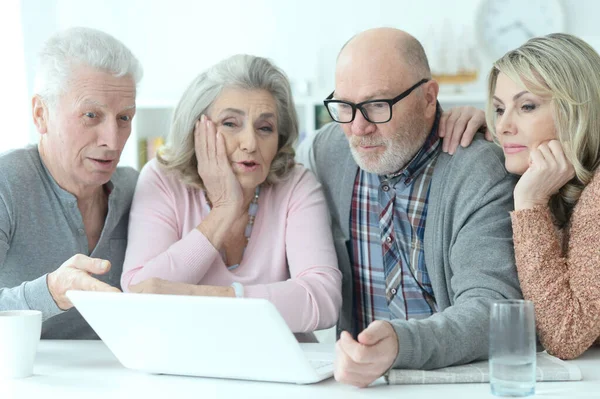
left=230, top=282, right=244, bottom=298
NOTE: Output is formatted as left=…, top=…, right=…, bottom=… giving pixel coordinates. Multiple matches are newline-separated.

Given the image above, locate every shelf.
left=438, top=92, right=486, bottom=105
left=121, top=106, right=173, bottom=170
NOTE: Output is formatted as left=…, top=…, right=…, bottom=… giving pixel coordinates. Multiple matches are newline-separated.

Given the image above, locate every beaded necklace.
left=205, top=185, right=260, bottom=271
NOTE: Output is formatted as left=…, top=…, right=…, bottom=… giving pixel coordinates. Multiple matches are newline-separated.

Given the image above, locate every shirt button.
left=78, top=228, right=85, bottom=235
left=385, top=236, right=392, bottom=243
left=391, top=288, right=397, bottom=295
left=382, top=184, right=390, bottom=192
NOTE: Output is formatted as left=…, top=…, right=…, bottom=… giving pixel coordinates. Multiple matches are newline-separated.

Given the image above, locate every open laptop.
left=66, top=290, right=334, bottom=384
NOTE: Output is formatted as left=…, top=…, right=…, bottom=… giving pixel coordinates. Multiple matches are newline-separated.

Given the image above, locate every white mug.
left=0, top=310, right=42, bottom=378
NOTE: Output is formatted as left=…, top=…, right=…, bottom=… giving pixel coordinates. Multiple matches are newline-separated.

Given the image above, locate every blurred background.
left=1, top=0, right=598, bottom=169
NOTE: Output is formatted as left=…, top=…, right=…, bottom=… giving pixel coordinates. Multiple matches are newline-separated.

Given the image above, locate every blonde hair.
left=157, top=54, right=298, bottom=189
left=486, top=33, right=600, bottom=227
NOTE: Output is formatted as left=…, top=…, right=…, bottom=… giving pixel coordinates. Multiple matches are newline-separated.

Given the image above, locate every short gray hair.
left=34, top=27, right=143, bottom=106
left=157, top=54, right=298, bottom=188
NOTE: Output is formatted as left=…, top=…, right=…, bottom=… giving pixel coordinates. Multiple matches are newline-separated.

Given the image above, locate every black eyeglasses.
left=323, top=78, right=429, bottom=124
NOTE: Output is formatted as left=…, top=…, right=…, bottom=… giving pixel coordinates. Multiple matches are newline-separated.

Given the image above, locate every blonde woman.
left=454, top=33, right=600, bottom=359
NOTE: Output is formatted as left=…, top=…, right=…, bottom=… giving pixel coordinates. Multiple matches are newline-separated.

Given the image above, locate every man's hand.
left=334, top=320, right=399, bottom=388
left=439, top=106, right=492, bottom=154
left=129, top=278, right=235, bottom=297
left=47, top=254, right=120, bottom=310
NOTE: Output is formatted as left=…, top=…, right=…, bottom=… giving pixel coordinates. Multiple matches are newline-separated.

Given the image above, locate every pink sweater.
left=121, top=160, right=342, bottom=333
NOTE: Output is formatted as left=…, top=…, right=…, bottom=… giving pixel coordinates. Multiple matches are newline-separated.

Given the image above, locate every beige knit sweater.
left=511, top=173, right=600, bottom=360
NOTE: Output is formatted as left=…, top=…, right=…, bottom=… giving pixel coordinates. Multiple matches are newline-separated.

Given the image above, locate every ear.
left=32, top=95, right=49, bottom=134
left=423, top=80, right=439, bottom=119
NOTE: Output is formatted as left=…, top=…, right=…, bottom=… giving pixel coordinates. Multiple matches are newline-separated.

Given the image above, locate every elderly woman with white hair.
left=121, top=55, right=342, bottom=333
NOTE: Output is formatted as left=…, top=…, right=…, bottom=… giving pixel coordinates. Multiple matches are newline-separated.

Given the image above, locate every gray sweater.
left=298, top=123, right=523, bottom=369
left=0, top=146, right=138, bottom=339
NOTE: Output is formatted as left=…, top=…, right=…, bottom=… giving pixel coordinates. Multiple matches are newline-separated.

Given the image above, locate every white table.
left=1, top=341, right=598, bottom=398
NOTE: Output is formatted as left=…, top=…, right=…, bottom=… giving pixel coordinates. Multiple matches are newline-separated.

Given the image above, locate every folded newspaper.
left=386, top=352, right=582, bottom=385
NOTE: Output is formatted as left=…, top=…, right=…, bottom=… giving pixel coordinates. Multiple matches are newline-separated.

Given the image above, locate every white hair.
left=157, top=54, right=298, bottom=188
left=34, top=27, right=143, bottom=106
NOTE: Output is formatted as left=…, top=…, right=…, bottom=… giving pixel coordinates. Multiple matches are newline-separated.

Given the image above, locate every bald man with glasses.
left=299, top=28, right=522, bottom=387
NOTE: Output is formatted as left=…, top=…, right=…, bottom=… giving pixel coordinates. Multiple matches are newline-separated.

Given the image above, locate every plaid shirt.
left=350, top=113, right=442, bottom=334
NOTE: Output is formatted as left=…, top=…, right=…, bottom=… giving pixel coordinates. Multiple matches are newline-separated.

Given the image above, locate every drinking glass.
left=489, top=300, right=536, bottom=397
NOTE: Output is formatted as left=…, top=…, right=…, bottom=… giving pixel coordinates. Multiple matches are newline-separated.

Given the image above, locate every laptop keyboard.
left=309, top=359, right=334, bottom=372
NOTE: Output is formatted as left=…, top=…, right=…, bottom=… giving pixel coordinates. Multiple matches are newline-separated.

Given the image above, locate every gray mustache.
left=351, top=138, right=386, bottom=147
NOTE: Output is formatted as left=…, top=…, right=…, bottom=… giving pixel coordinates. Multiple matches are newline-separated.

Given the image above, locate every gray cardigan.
left=298, top=123, right=523, bottom=370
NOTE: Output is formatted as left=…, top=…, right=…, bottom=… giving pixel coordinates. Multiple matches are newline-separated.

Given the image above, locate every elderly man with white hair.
left=0, top=27, right=142, bottom=338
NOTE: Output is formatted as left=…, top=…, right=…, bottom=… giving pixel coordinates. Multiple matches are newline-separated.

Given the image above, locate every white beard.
left=349, top=128, right=427, bottom=175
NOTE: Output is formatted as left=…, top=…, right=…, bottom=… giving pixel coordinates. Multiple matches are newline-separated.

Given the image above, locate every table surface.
left=1, top=341, right=598, bottom=398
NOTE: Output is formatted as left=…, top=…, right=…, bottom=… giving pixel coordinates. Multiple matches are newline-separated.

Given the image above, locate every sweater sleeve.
left=386, top=140, right=523, bottom=370
left=390, top=171, right=522, bottom=369
left=121, top=162, right=220, bottom=290
left=0, top=174, right=62, bottom=321
left=243, top=169, right=342, bottom=333
left=511, top=176, right=600, bottom=359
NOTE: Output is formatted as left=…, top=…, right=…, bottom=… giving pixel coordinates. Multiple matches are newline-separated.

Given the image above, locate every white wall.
left=0, top=1, right=30, bottom=152
left=25, top=0, right=485, bottom=104
left=10, top=0, right=600, bottom=149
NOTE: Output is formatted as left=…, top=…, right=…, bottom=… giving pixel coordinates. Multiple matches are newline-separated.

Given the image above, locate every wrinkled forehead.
left=58, top=70, right=136, bottom=112
left=209, top=87, right=278, bottom=119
